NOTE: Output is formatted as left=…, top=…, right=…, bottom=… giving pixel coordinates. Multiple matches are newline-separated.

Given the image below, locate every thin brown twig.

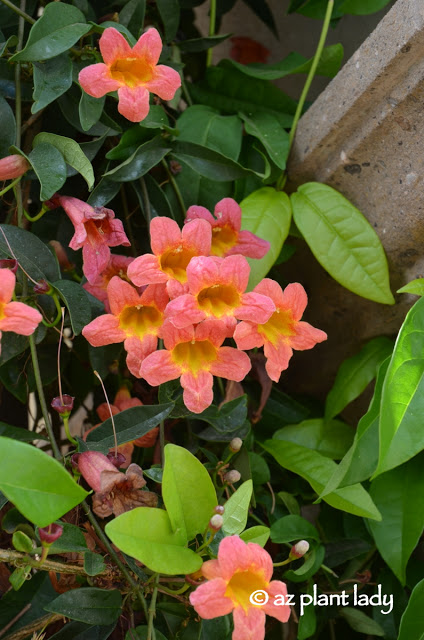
left=2, top=614, right=63, bottom=640
left=0, top=604, right=31, bottom=639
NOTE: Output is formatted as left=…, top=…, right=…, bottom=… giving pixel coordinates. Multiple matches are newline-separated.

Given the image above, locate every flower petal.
left=82, top=315, right=126, bottom=346
left=263, top=341, right=293, bottom=382
left=186, top=255, right=220, bottom=296
left=117, top=85, right=150, bottom=122
left=247, top=542, right=273, bottom=583
left=209, top=346, right=251, bottom=381
left=107, top=276, right=140, bottom=316
left=230, top=230, right=270, bottom=259
left=160, top=319, right=194, bottom=350
left=233, top=607, right=265, bottom=640
left=0, top=269, right=16, bottom=304
left=124, top=335, right=157, bottom=377
left=79, top=63, right=120, bottom=98
left=150, top=217, right=182, bottom=256
left=264, top=580, right=291, bottom=623
left=254, top=278, right=285, bottom=308
left=218, top=536, right=253, bottom=579
left=202, top=559, right=222, bottom=580
left=165, top=294, right=205, bottom=328
left=106, top=218, right=131, bottom=247
left=180, top=371, right=214, bottom=413
left=185, top=205, right=215, bottom=226
left=140, top=349, right=180, bottom=386
left=182, top=218, right=212, bottom=257
left=132, top=27, right=163, bottom=66
left=99, top=27, right=132, bottom=65
left=220, top=254, right=250, bottom=293
left=127, top=254, right=168, bottom=287
left=189, top=578, right=233, bottom=619
left=214, top=198, right=241, bottom=230
left=233, top=321, right=264, bottom=351
left=237, top=292, right=275, bottom=324
left=144, top=64, right=181, bottom=100
left=0, top=302, right=42, bottom=335
left=281, top=282, right=308, bottom=320
left=290, top=321, right=327, bottom=350
left=140, top=283, right=169, bottom=311
left=82, top=242, right=111, bottom=284
left=194, top=318, right=228, bottom=347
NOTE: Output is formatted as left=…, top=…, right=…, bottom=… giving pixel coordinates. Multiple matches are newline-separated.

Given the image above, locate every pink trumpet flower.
left=0, top=269, right=42, bottom=356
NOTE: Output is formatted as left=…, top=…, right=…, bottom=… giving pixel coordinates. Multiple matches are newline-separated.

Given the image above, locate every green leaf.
left=125, top=628, right=167, bottom=640
left=33, top=133, right=94, bottom=190
left=48, top=522, right=88, bottom=553
left=49, top=622, right=116, bottom=640
left=273, top=418, right=354, bottom=460
left=397, top=578, right=424, bottom=640
left=105, top=507, right=203, bottom=574
left=25, top=143, right=67, bottom=200
left=200, top=617, right=232, bottom=640
left=320, top=358, right=390, bottom=496
left=178, top=34, right=231, bottom=53
left=45, top=588, right=122, bottom=625
left=13, top=530, right=33, bottom=553
left=32, top=54, right=72, bottom=114
left=162, top=444, right=217, bottom=541
left=157, top=0, right=180, bottom=41
left=0, top=324, right=45, bottom=367
left=85, top=404, right=174, bottom=451
left=271, top=514, right=320, bottom=543
left=11, top=3, right=90, bottom=62
left=10, top=565, right=31, bottom=591
left=375, top=297, right=424, bottom=476
left=0, top=223, right=60, bottom=283
left=197, top=396, right=248, bottom=433
left=241, top=0, right=277, bottom=36
left=119, top=0, right=145, bottom=37
left=222, top=479, right=253, bottom=535
left=84, top=551, right=106, bottom=576
left=248, top=451, right=270, bottom=485
left=369, top=454, right=424, bottom=584
left=339, top=0, right=392, bottom=15
left=398, top=278, right=424, bottom=296
left=284, top=545, right=325, bottom=583
left=0, top=94, right=16, bottom=157
left=79, top=92, right=105, bottom=132
left=278, top=491, right=300, bottom=515
left=52, top=280, right=91, bottom=335
left=89, top=21, right=137, bottom=47
left=0, top=33, right=18, bottom=57
left=262, top=440, right=381, bottom=520
left=240, top=111, right=289, bottom=170
left=0, top=437, right=88, bottom=527
left=240, top=187, right=292, bottom=289
left=340, top=608, right=384, bottom=636
left=0, top=422, right=47, bottom=442
left=104, top=136, right=170, bottom=182
left=240, top=525, right=270, bottom=547
left=291, top=182, right=394, bottom=304
left=298, top=584, right=317, bottom=639
left=325, top=337, right=393, bottom=419
left=141, top=105, right=173, bottom=131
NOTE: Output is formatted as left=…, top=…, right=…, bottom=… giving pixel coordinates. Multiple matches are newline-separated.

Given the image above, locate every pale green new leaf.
left=397, top=578, right=424, bottom=640
left=222, top=480, right=253, bottom=534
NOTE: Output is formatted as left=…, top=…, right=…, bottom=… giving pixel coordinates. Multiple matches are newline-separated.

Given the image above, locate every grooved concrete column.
left=284, top=0, right=424, bottom=407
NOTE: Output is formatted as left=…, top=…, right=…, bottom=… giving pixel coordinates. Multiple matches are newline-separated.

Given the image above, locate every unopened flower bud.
left=224, top=470, right=241, bottom=484
left=290, top=540, right=309, bottom=559
left=51, top=394, right=74, bottom=416
left=70, top=453, right=80, bottom=469
left=33, top=279, right=52, bottom=295
left=0, top=259, right=18, bottom=273
left=209, top=514, right=224, bottom=531
left=107, top=451, right=127, bottom=468
left=0, top=154, right=29, bottom=180
left=169, top=160, right=182, bottom=175
left=38, top=523, right=63, bottom=546
left=229, top=437, right=242, bottom=453
left=78, top=450, right=119, bottom=492
left=214, top=505, right=225, bottom=515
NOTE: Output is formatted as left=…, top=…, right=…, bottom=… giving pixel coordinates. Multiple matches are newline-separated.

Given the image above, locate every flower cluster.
left=54, top=193, right=326, bottom=413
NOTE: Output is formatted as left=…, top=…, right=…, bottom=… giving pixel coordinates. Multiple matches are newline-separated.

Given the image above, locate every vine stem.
left=161, top=159, right=186, bottom=220
left=0, top=548, right=111, bottom=576
left=81, top=501, right=149, bottom=618
left=206, top=0, right=217, bottom=67
left=14, top=0, right=26, bottom=226
left=147, top=573, right=159, bottom=640
left=276, top=0, right=334, bottom=190
left=28, top=334, right=62, bottom=460
left=0, top=0, right=34, bottom=24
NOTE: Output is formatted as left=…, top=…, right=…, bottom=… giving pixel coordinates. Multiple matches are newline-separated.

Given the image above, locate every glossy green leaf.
left=397, top=578, right=424, bottom=640
left=0, top=223, right=60, bottom=282
left=178, top=34, right=230, bottom=52
left=104, top=136, right=170, bottom=182
left=84, top=551, right=106, bottom=576
left=0, top=437, right=88, bottom=527
left=248, top=451, right=270, bottom=485
left=0, top=422, right=46, bottom=442
left=241, top=0, right=277, bottom=36
left=325, top=337, right=393, bottom=419
left=398, top=278, right=424, bottom=296
left=240, top=525, right=270, bottom=547
left=87, top=177, right=121, bottom=207
left=222, top=479, right=253, bottom=535
left=340, top=608, right=384, bottom=636
left=339, top=0, right=392, bottom=15
left=0, top=324, right=45, bottom=367
left=79, top=92, right=105, bottom=132
left=230, top=43, right=343, bottom=80
left=240, top=187, right=292, bottom=289
left=321, top=358, right=390, bottom=496
left=200, top=616, right=232, bottom=640
left=278, top=491, right=300, bottom=515
left=12, top=530, right=33, bottom=553
left=32, top=54, right=72, bottom=114
left=49, top=622, right=116, bottom=640
left=171, top=140, right=261, bottom=181
left=240, top=111, right=289, bottom=170
left=119, top=0, right=145, bottom=37
left=162, top=444, right=217, bottom=541
left=33, top=133, right=94, bottom=190
left=25, top=143, right=67, bottom=200
left=45, top=588, right=122, bottom=625
left=298, top=583, right=317, bottom=640
left=125, top=628, right=167, bottom=640
left=197, top=396, right=248, bottom=433
left=291, top=182, right=394, bottom=304
left=369, top=454, right=424, bottom=584
left=271, top=515, right=320, bottom=543
left=375, top=297, right=424, bottom=476
left=52, top=280, right=92, bottom=335
left=141, top=105, right=173, bottom=130
left=273, top=418, right=354, bottom=460
left=0, top=33, right=18, bottom=57
left=48, top=522, right=88, bottom=553
left=262, top=440, right=381, bottom=520
left=90, top=21, right=136, bottom=47
left=0, top=94, right=16, bottom=157
left=11, top=3, right=90, bottom=62
left=105, top=507, right=203, bottom=574
left=85, top=404, right=174, bottom=451
left=157, top=0, right=180, bottom=41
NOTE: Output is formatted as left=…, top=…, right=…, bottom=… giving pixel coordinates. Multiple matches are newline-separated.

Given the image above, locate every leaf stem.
left=161, top=159, right=186, bottom=220
left=206, top=0, right=217, bottom=67
left=0, top=0, right=35, bottom=24
left=28, top=334, right=62, bottom=460
left=276, top=0, right=334, bottom=190
left=0, top=176, right=21, bottom=197
left=147, top=573, right=159, bottom=640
